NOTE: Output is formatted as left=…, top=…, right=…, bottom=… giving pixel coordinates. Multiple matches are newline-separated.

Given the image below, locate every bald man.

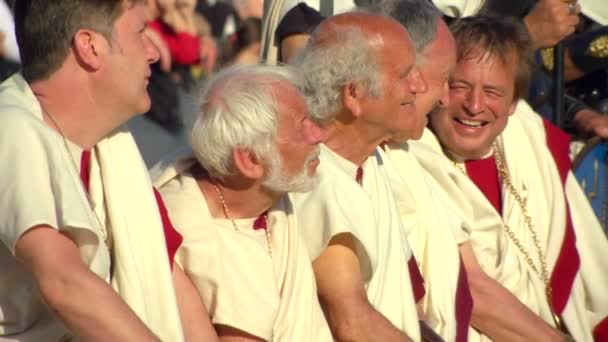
left=290, top=12, right=429, bottom=341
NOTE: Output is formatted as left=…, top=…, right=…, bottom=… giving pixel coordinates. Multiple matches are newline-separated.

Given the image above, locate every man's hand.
left=574, top=109, right=608, bottom=138
left=524, top=0, right=580, bottom=49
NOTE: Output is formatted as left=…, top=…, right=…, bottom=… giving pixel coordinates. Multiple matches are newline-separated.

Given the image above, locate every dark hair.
left=219, top=17, right=262, bottom=66
left=449, top=15, right=535, bottom=100
left=14, top=0, right=141, bottom=82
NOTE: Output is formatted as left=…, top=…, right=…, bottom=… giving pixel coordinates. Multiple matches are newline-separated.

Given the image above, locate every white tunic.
left=153, top=153, right=332, bottom=342
left=412, top=100, right=608, bottom=342
left=290, top=144, right=422, bottom=341
left=0, top=74, right=184, bottom=342
left=384, top=141, right=472, bottom=342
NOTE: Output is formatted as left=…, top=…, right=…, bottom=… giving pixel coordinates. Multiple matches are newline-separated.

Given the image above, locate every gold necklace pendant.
left=213, top=183, right=273, bottom=258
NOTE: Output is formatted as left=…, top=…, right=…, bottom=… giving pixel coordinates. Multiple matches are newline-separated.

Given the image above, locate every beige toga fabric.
left=0, top=74, right=184, bottom=342
left=411, top=100, right=608, bottom=342
left=384, top=141, right=469, bottom=342
left=152, top=151, right=332, bottom=342
left=290, top=144, right=422, bottom=341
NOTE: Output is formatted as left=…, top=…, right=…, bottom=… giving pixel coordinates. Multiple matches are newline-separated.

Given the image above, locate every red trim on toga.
left=355, top=166, right=364, bottom=185
left=80, top=150, right=91, bottom=192
left=593, top=316, right=608, bottom=341
left=253, top=211, right=269, bottom=230
left=455, top=257, right=473, bottom=342
left=543, top=120, right=581, bottom=318
left=79, top=151, right=183, bottom=268
left=408, top=256, right=426, bottom=303
left=465, top=156, right=502, bottom=214
left=153, top=188, right=184, bottom=269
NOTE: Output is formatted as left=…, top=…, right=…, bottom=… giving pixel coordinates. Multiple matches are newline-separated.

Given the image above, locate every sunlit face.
left=102, top=2, right=160, bottom=118
left=417, top=21, right=456, bottom=122
left=361, top=25, right=427, bottom=143
left=391, top=19, right=456, bottom=143
left=428, top=47, right=518, bottom=160
left=262, top=83, right=325, bottom=193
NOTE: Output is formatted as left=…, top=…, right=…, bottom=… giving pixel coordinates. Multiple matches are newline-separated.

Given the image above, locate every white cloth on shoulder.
left=0, top=74, right=183, bottom=342
left=384, top=141, right=470, bottom=342
left=412, top=100, right=608, bottom=342
left=290, top=144, right=422, bottom=341
left=152, top=150, right=332, bottom=342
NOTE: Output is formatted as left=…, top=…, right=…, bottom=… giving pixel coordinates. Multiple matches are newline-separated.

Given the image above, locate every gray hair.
left=369, top=0, right=442, bottom=52
left=189, top=64, right=303, bottom=180
left=290, top=24, right=382, bottom=124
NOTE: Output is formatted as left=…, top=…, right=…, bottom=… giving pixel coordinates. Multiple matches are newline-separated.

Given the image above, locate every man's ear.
left=72, top=29, right=105, bottom=71
left=343, top=80, right=364, bottom=118
left=232, top=147, right=265, bottom=180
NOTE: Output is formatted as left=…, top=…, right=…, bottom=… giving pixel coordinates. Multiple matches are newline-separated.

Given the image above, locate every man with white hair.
left=289, top=12, right=428, bottom=341
left=152, top=64, right=332, bottom=341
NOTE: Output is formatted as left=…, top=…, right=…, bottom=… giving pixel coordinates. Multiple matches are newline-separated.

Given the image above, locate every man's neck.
left=31, top=75, right=123, bottom=150
left=323, top=119, right=389, bottom=166
left=195, top=170, right=277, bottom=221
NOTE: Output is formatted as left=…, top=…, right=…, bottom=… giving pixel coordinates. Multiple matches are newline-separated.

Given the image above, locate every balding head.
left=291, top=12, right=419, bottom=125
left=313, top=12, right=409, bottom=49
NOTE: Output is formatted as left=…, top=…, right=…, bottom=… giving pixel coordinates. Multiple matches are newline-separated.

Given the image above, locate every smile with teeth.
left=455, top=118, right=486, bottom=127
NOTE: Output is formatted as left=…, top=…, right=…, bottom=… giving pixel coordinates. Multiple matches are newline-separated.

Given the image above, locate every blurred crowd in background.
left=1, top=0, right=607, bottom=168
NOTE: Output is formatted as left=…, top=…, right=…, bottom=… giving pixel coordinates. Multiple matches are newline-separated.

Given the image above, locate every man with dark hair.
left=418, top=15, right=608, bottom=341
left=0, top=1, right=216, bottom=340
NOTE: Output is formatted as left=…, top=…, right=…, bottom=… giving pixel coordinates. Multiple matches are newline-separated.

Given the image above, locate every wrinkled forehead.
left=275, top=82, right=308, bottom=125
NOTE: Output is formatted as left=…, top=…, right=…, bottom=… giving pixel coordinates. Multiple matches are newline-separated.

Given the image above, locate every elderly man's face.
left=429, top=47, right=518, bottom=159
left=391, top=19, right=456, bottom=143
left=262, top=84, right=324, bottom=193
left=417, top=21, right=456, bottom=122
left=361, top=24, right=427, bottom=143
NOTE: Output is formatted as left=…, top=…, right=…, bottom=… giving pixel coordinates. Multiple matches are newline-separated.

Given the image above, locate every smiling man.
left=419, top=15, right=608, bottom=341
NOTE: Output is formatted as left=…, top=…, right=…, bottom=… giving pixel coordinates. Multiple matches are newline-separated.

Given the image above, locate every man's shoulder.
left=291, top=145, right=366, bottom=210
left=156, top=171, right=211, bottom=234
left=0, top=76, right=53, bottom=145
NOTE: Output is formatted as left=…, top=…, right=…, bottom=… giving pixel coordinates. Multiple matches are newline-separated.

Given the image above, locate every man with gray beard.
left=152, top=64, right=332, bottom=341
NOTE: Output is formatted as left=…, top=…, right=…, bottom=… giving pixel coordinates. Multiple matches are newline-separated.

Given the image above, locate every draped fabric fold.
left=411, top=100, right=608, bottom=342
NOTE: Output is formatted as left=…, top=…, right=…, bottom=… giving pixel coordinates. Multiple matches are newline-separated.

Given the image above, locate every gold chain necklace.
left=213, top=184, right=273, bottom=258
left=451, top=143, right=565, bottom=332
left=492, top=143, right=566, bottom=332
left=42, top=107, right=112, bottom=253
